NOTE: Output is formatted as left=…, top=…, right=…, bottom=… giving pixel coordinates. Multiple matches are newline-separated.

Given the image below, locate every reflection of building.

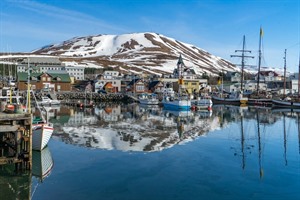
left=65, top=108, right=98, bottom=126
left=95, top=105, right=122, bottom=122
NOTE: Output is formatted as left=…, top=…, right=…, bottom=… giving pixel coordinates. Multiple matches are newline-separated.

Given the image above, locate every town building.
left=17, top=71, right=71, bottom=92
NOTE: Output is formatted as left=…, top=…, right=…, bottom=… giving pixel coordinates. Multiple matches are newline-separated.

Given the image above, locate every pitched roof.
left=148, top=80, right=161, bottom=89
left=258, top=71, right=279, bottom=76
left=17, top=72, right=71, bottom=82
left=128, top=78, right=141, bottom=86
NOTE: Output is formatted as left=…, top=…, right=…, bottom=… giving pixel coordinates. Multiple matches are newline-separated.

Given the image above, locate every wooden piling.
left=0, top=113, right=32, bottom=170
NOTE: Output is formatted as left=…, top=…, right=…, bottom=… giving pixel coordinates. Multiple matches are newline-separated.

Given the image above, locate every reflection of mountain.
left=32, top=147, right=54, bottom=182
left=54, top=104, right=218, bottom=151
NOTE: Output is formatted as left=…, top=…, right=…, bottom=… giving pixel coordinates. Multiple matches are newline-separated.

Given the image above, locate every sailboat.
left=212, top=35, right=249, bottom=105
left=249, top=27, right=273, bottom=107
left=25, top=58, right=54, bottom=151
left=272, top=49, right=300, bottom=108
left=161, top=54, right=191, bottom=110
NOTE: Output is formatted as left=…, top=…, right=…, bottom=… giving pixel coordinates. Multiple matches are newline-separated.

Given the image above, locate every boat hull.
left=162, top=99, right=191, bottom=111
left=212, top=96, right=248, bottom=105
left=139, top=99, right=160, bottom=105
left=248, top=98, right=273, bottom=107
left=272, top=99, right=300, bottom=108
left=32, top=124, right=54, bottom=151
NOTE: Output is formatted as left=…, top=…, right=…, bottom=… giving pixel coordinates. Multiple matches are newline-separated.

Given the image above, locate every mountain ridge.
left=33, top=32, right=240, bottom=76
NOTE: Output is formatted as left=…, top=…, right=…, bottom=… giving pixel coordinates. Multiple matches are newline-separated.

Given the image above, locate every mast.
left=231, top=35, right=254, bottom=93
left=298, top=113, right=300, bottom=155
left=257, top=27, right=263, bottom=93
left=26, top=58, right=31, bottom=114
left=298, top=50, right=300, bottom=98
left=283, top=49, right=287, bottom=97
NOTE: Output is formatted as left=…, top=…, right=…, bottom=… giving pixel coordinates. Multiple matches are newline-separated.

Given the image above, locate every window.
left=42, top=77, right=46, bottom=81
left=136, top=85, right=144, bottom=91
left=47, top=77, right=51, bottom=81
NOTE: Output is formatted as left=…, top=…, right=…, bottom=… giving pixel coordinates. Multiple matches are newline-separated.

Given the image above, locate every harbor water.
left=1, top=103, right=299, bottom=200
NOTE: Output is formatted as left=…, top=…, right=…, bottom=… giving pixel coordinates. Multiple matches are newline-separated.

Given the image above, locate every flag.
left=260, top=27, right=264, bottom=37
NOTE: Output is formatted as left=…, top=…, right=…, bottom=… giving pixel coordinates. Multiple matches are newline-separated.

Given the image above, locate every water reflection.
left=51, top=103, right=214, bottom=151
left=0, top=146, right=54, bottom=200
left=2, top=103, right=299, bottom=200
left=31, top=147, right=54, bottom=199
left=49, top=103, right=300, bottom=156
left=0, top=165, right=31, bottom=200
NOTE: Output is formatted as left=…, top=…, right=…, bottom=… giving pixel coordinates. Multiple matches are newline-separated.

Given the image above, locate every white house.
left=254, top=71, right=281, bottom=82
left=63, top=65, right=85, bottom=81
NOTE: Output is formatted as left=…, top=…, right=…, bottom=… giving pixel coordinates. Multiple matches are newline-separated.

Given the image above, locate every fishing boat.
left=24, top=58, right=54, bottom=151
left=212, top=92, right=248, bottom=105
left=32, top=115, right=54, bottom=151
left=161, top=55, right=191, bottom=110
left=191, top=95, right=213, bottom=110
left=37, top=96, right=60, bottom=106
left=138, top=93, right=159, bottom=105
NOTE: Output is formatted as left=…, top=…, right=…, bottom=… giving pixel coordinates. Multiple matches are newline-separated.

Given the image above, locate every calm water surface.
left=1, top=103, right=299, bottom=200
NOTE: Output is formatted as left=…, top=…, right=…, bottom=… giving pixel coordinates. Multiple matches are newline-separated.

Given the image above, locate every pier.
left=0, top=113, right=32, bottom=171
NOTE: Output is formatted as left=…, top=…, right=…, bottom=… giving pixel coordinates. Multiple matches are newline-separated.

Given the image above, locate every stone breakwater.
left=35, top=92, right=132, bottom=102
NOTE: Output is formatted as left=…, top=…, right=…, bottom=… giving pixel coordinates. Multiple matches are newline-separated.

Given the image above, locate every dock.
left=0, top=113, right=32, bottom=170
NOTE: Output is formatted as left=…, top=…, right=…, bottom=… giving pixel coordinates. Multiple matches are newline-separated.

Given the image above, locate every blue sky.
left=0, top=0, right=299, bottom=72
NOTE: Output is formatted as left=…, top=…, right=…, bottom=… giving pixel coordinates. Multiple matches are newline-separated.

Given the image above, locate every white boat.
left=138, top=93, right=159, bottom=105
left=37, top=96, right=60, bottom=106
left=23, top=58, right=54, bottom=151
left=32, top=117, right=54, bottom=151
left=191, top=95, right=213, bottom=110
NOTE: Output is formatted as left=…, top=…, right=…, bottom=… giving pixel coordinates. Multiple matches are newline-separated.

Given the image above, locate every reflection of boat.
left=138, top=93, right=159, bottom=105
left=31, top=147, right=54, bottom=199
left=32, top=146, right=54, bottom=181
left=163, top=108, right=193, bottom=118
left=272, top=99, right=300, bottom=108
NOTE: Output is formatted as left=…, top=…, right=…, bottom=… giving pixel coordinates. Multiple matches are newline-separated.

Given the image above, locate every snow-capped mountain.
left=33, top=32, right=239, bottom=76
